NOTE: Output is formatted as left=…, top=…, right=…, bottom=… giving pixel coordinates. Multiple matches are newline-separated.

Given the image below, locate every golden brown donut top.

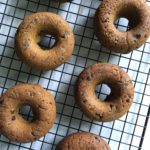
left=0, top=84, right=56, bottom=143
left=95, top=0, right=150, bottom=53
left=56, top=132, right=111, bottom=150
left=75, top=63, right=134, bottom=122
left=15, top=12, right=74, bottom=70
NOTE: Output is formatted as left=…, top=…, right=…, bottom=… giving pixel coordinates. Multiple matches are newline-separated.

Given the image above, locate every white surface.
left=142, top=116, right=150, bottom=150
left=0, top=0, right=150, bottom=150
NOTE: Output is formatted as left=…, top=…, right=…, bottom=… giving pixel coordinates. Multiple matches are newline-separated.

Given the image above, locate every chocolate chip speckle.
left=11, top=92, right=17, bottom=99
left=0, top=97, right=4, bottom=104
left=87, top=76, right=91, bottom=81
left=23, top=39, right=31, bottom=49
left=145, top=34, right=148, bottom=38
left=83, top=100, right=87, bottom=103
left=96, top=113, right=103, bottom=119
left=134, top=34, right=141, bottom=39
left=27, top=92, right=35, bottom=97
left=64, top=32, right=70, bottom=39
left=110, top=104, right=113, bottom=109
left=60, top=47, right=66, bottom=53
left=124, top=95, right=131, bottom=103
left=10, top=109, right=15, bottom=114
left=12, top=116, right=16, bottom=121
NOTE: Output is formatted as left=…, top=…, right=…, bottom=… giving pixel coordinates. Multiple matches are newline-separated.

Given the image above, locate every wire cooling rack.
left=0, top=0, right=150, bottom=150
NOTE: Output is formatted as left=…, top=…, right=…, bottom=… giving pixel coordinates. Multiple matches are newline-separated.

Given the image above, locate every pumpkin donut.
left=56, top=132, right=110, bottom=150
left=75, top=63, right=134, bottom=122
left=15, top=12, right=74, bottom=71
left=0, top=84, right=56, bottom=143
left=94, top=0, right=150, bottom=53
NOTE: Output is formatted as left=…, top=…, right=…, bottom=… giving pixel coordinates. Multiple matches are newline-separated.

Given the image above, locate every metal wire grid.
left=0, top=0, right=150, bottom=150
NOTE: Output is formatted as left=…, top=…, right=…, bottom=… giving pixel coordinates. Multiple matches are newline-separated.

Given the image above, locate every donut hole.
left=114, top=18, right=129, bottom=32
left=114, top=4, right=142, bottom=32
left=19, top=105, right=34, bottom=122
left=37, top=31, right=56, bottom=50
left=96, top=84, right=111, bottom=101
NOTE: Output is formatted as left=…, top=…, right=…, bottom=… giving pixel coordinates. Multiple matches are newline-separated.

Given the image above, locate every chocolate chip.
left=27, top=91, right=36, bottom=97
left=80, top=77, right=84, bottom=81
left=86, top=73, right=95, bottom=81
left=135, top=34, right=141, bottom=39
left=87, top=76, right=91, bottom=81
left=34, top=137, right=37, bottom=140
left=91, top=73, right=94, bottom=78
left=124, top=95, right=131, bottom=103
left=0, top=97, right=4, bottom=104
left=96, top=113, right=103, bottom=119
left=61, top=32, right=70, bottom=39
left=83, top=100, right=87, bottom=103
left=110, top=104, right=113, bottom=109
left=145, top=34, right=148, bottom=38
left=30, top=18, right=38, bottom=25
left=23, top=39, right=31, bottom=49
left=60, top=47, right=66, bottom=53
left=10, top=109, right=15, bottom=114
left=31, top=130, right=40, bottom=137
left=95, top=136, right=99, bottom=140
left=31, top=131, right=36, bottom=136
left=109, top=104, right=116, bottom=112
left=11, top=92, right=17, bottom=99
left=12, top=116, right=16, bottom=121
left=65, top=32, right=70, bottom=38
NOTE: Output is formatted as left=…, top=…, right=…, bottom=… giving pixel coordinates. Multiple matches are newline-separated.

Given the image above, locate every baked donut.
left=56, top=132, right=110, bottom=150
left=0, top=84, right=56, bottom=143
left=15, top=12, right=74, bottom=71
left=94, top=0, right=150, bottom=53
left=75, top=63, right=134, bottom=122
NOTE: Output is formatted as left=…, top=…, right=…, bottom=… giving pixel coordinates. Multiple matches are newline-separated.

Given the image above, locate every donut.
left=15, top=12, right=74, bottom=71
left=56, top=132, right=110, bottom=150
left=0, top=84, right=56, bottom=143
left=75, top=63, right=134, bottom=122
left=94, top=0, right=150, bottom=53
